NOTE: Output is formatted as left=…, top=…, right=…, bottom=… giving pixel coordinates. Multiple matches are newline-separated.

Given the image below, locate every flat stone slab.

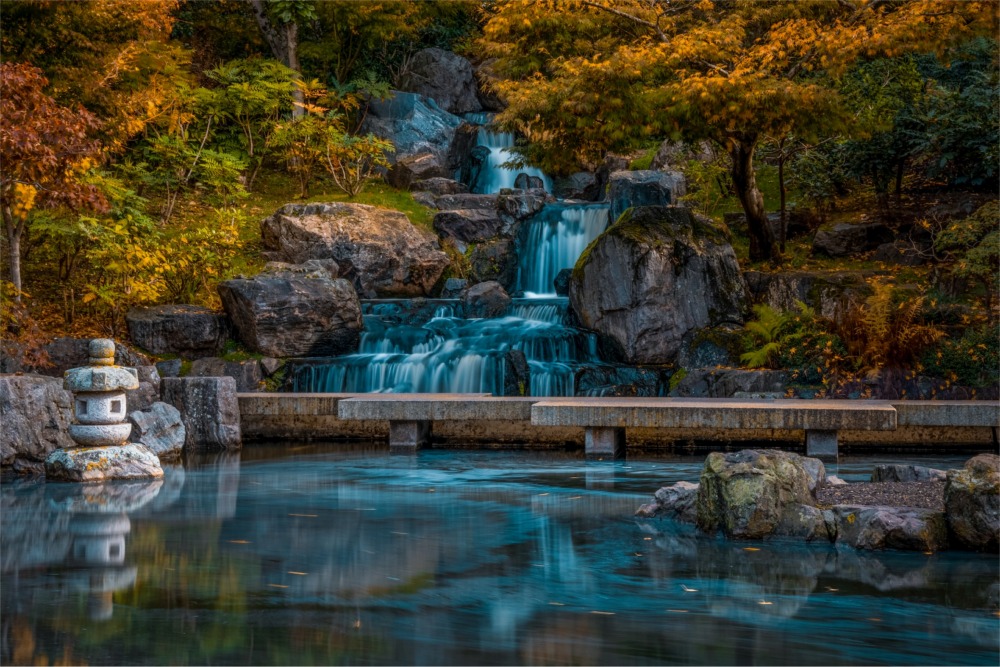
left=338, top=395, right=534, bottom=422
left=530, top=398, right=897, bottom=431
left=891, top=401, right=999, bottom=428
left=45, top=444, right=164, bottom=482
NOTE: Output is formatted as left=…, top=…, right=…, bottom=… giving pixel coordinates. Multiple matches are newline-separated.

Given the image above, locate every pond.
left=3, top=446, right=997, bottom=666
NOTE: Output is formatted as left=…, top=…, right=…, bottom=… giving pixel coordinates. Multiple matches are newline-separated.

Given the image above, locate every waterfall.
left=518, top=204, right=609, bottom=297
left=291, top=301, right=597, bottom=396
left=465, top=113, right=552, bottom=194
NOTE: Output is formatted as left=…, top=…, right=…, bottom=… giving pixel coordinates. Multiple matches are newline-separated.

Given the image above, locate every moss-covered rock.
left=945, top=453, right=1000, bottom=552
left=569, top=206, right=747, bottom=364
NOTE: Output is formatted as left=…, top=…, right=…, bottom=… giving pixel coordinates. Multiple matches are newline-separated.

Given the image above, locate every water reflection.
left=2, top=449, right=997, bottom=666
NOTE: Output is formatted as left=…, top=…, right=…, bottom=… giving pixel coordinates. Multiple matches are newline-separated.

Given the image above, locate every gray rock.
left=126, top=365, right=161, bottom=412
left=155, top=358, right=182, bottom=378
left=0, top=374, right=75, bottom=467
left=411, top=190, right=438, bottom=209
left=262, top=259, right=340, bottom=280
left=608, top=170, right=686, bottom=222
left=433, top=209, right=503, bottom=248
left=743, top=270, right=871, bottom=323
left=832, top=505, right=948, bottom=551
left=474, top=58, right=505, bottom=112
left=553, top=171, right=600, bottom=201
left=873, top=241, right=928, bottom=266
left=775, top=503, right=833, bottom=542
left=945, top=454, right=999, bottom=552
left=362, top=91, right=477, bottom=171
left=385, top=151, right=450, bottom=189
left=513, top=173, right=545, bottom=190
left=45, top=443, right=163, bottom=482
left=411, top=177, right=468, bottom=195
left=502, top=349, right=531, bottom=397
left=570, top=206, right=747, bottom=364
left=128, top=401, right=185, bottom=461
left=812, top=222, right=894, bottom=257
left=651, top=140, right=715, bottom=171
left=676, top=326, right=743, bottom=369
left=126, top=305, right=228, bottom=358
left=219, top=273, right=362, bottom=358
left=696, top=449, right=824, bottom=539
left=553, top=268, right=571, bottom=296
left=161, top=377, right=241, bottom=450
left=434, top=193, right=498, bottom=211
left=669, top=368, right=788, bottom=398
left=189, top=357, right=264, bottom=392
left=871, top=464, right=947, bottom=484
left=441, top=277, right=469, bottom=299
left=469, top=238, right=518, bottom=290
left=497, top=188, right=548, bottom=228
left=574, top=365, right=660, bottom=397
left=463, top=281, right=511, bottom=319
left=399, top=48, right=482, bottom=114
left=636, top=481, right=700, bottom=522
left=261, top=202, right=449, bottom=298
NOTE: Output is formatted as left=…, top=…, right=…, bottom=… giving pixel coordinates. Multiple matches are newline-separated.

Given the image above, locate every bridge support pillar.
left=389, top=420, right=431, bottom=451
left=806, top=429, right=838, bottom=463
left=585, top=427, right=625, bottom=460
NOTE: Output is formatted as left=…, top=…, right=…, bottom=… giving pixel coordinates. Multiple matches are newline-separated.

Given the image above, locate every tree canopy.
left=480, top=0, right=998, bottom=260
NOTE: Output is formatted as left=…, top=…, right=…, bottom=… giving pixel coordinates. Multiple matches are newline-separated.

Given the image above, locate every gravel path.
left=816, top=481, right=945, bottom=511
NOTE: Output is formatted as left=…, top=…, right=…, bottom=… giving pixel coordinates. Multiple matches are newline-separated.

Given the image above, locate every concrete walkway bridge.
left=238, top=393, right=999, bottom=461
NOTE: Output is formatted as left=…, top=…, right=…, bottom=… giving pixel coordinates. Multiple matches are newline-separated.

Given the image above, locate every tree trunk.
left=247, top=0, right=304, bottom=118
left=777, top=140, right=788, bottom=254
left=2, top=206, right=24, bottom=301
left=729, top=139, right=776, bottom=262
left=285, top=22, right=304, bottom=119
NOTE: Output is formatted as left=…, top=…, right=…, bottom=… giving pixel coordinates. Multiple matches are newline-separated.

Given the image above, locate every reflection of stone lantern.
left=46, top=339, right=163, bottom=481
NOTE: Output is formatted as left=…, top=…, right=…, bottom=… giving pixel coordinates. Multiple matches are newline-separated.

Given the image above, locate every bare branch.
left=579, top=1, right=670, bottom=42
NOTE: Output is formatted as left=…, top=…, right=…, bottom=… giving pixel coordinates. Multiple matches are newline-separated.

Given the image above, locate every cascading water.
left=465, top=112, right=552, bottom=195
left=290, top=299, right=596, bottom=396
left=518, top=203, right=609, bottom=297
left=292, top=115, right=623, bottom=397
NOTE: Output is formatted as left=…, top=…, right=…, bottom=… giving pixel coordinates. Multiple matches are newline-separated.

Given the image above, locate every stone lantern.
left=45, top=339, right=163, bottom=481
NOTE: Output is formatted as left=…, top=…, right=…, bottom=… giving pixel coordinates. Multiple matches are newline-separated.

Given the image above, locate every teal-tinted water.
left=3, top=448, right=997, bottom=666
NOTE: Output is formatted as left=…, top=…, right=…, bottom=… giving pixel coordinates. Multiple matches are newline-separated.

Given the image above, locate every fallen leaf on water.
left=681, top=585, right=698, bottom=592
left=353, top=619, right=362, bottom=629
left=590, top=611, right=615, bottom=616
left=643, top=537, right=652, bottom=541
left=758, top=600, right=772, bottom=606
left=538, top=493, right=549, bottom=496
left=634, top=552, right=643, bottom=557
left=548, top=602, right=565, bottom=606
left=228, top=540, right=251, bottom=544
left=268, top=584, right=288, bottom=589
left=868, top=618, right=882, bottom=622
left=743, top=547, right=760, bottom=552
left=288, top=513, right=317, bottom=518
left=666, top=609, right=689, bottom=613
left=568, top=496, right=582, bottom=500
left=288, top=571, right=308, bottom=576
left=825, top=587, right=839, bottom=592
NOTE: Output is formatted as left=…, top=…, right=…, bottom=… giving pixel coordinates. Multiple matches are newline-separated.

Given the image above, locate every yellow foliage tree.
left=480, top=0, right=997, bottom=261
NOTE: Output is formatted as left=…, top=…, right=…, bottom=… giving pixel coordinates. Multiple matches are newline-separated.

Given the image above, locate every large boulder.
left=434, top=193, right=498, bottom=211
left=832, top=505, right=948, bottom=552
left=553, top=172, right=600, bottom=201
left=468, top=238, right=518, bottom=290
left=161, top=377, right=241, bottom=450
left=399, top=48, right=482, bottom=115
left=126, top=305, right=228, bottom=358
left=569, top=206, right=747, bottom=364
left=636, top=481, right=700, bottom=521
left=128, top=401, right=185, bottom=461
left=361, top=91, right=477, bottom=170
left=945, top=454, right=999, bottom=552
left=433, top=209, right=503, bottom=248
left=411, top=177, right=468, bottom=195
left=497, top=188, right=548, bottom=231
left=218, top=273, right=362, bottom=358
left=260, top=202, right=449, bottom=297
left=0, top=374, right=74, bottom=468
left=651, top=140, right=715, bottom=171
left=463, top=281, right=511, bottom=319
left=696, top=449, right=826, bottom=540
left=385, top=152, right=451, bottom=190
left=871, top=464, right=947, bottom=483
left=608, top=170, right=686, bottom=222
left=743, top=270, right=871, bottom=323
left=45, top=443, right=163, bottom=482
left=1, top=337, right=150, bottom=376
left=812, top=222, right=894, bottom=257
left=127, top=365, right=161, bottom=413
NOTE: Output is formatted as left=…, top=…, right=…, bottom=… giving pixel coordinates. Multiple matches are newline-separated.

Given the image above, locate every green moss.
left=668, top=368, right=688, bottom=392
left=629, top=149, right=655, bottom=170
left=178, top=360, right=192, bottom=377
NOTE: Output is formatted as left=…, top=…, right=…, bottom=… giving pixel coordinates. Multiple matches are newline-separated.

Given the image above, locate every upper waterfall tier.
left=518, top=203, right=610, bottom=297
left=465, top=112, right=552, bottom=194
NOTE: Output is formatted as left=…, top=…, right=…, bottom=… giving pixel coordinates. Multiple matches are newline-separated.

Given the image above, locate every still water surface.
left=2, top=446, right=997, bottom=665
